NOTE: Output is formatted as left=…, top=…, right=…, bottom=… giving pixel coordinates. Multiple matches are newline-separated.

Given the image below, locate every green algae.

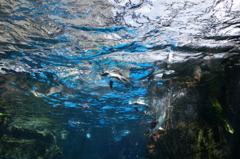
left=0, top=72, right=67, bottom=159
left=209, top=98, right=234, bottom=134
left=0, top=113, right=10, bottom=116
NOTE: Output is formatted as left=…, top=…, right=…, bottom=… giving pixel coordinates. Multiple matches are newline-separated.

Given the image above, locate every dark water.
left=0, top=0, right=240, bottom=158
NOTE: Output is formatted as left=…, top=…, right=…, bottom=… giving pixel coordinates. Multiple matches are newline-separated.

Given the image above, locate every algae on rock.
left=0, top=72, right=68, bottom=159
left=146, top=56, right=237, bottom=159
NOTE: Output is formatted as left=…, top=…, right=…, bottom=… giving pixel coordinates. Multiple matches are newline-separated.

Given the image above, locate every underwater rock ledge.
left=0, top=121, right=65, bottom=159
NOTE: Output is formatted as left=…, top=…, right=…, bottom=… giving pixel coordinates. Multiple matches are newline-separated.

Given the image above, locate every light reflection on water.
left=0, top=0, right=239, bottom=158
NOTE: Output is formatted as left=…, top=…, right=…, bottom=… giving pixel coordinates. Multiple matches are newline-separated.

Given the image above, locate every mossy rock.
left=0, top=126, right=65, bottom=159
left=151, top=121, right=228, bottom=159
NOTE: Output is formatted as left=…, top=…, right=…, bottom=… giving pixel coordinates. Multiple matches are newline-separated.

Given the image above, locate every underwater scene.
left=0, top=0, right=240, bottom=158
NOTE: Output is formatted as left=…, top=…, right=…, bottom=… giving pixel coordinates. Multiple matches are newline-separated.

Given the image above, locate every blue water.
left=0, top=0, right=239, bottom=158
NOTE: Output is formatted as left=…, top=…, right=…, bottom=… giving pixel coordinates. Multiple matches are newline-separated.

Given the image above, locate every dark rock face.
left=146, top=54, right=240, bottom=159
left=148, top=122, right=228, bottom=159
left=0, top=73, right=66, bottom=159
left=0, top=87, right=7, bottom=95
left=223, top=54, right=240, bottom=159
left=0, top=121, right=65, bottom=159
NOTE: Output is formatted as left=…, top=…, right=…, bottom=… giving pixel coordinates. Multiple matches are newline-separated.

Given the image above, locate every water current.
left=0, top=0, right=240, bottom=158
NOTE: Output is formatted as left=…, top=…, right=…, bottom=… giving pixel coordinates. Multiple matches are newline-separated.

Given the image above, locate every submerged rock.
left=0, top=125, right=65, bottom=159
left=0, top=73, right=68, bottom=159
left=146, top=55, right=240, bottom=159
left=152, top=121, right=228, bottom=159
left=0, top=87, right=7, bottom=95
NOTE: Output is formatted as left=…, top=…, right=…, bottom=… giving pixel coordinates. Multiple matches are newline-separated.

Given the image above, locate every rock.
left=0, top=87, right=7, bottom=95
left=153, top=121, right=228, bottom=159
left=0, top=125, right=65, bottom=159
left=146, top=56, right=239, bottom=159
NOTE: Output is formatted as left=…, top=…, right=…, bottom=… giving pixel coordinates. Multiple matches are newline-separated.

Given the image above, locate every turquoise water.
left=0, top=0, right=240, bottom=158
